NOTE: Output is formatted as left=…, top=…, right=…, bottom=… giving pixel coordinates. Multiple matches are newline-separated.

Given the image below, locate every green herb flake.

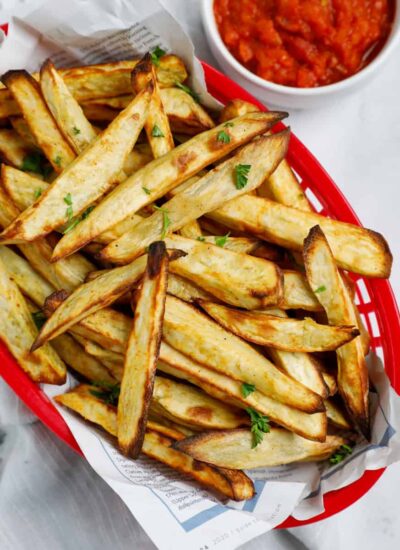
left=142, top=186, right=151, bottom=195
left=246, top=407, right=270, bottom=448
left=21, top=152, right=45, bottom=175
left=152, top=124, right=165, bottom=138
left=63, top=193, right=72, bottom=206
left=215, top=232, right=231, bottom=247
left=73, top=126, right=81, bottom=135
left=150, top=46, right=167, bottom=66
left=175, top=82, right=200, bottom=103
left=54, top=155, right=62, bottom=167
left=34, top=187, right=43, bottom=200
left=89, top=381, right=120, bottom=406
left=241, top=382, right=256, bottom=398
left=224, top=122, right=234, bottom=127
left=234, top=164, right=251, bottom=190
left=197, top=236, right=206, bottom=242
left=217, top=130, right=230, bottom=144
left=153, top=205, right=171, bottom=239
left=81, top=205, right=95, bottom=220
left=31, top=310, right=46, bottom=330
left=329, top=444, right=353, bottom=465
left=314, top=285, right=326, bottom=294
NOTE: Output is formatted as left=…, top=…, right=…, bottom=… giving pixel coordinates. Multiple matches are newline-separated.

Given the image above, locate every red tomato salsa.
left=214, top=0, right=393, bottom=87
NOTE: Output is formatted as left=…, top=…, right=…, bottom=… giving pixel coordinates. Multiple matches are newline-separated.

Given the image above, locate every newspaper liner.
left=1, top=1, right=400, bottom=548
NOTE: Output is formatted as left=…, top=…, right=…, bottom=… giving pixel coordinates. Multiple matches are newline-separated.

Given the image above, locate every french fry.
left=0, top=129, right=38, bottom=169
left=198, top=236, right=263, bottom=255
left=303, top=225, right=370, bottom=438
left=1, top=71, right=76, bottom=172
left=0, top=56, right=188, bottom=118
left=1, top=165, right=49, bottom=210
left=118, top=242, right=169, bottom=457
left=174, top=428, right=346, bottom=469
left=178, top=220, right=203, bottom=238
left=219, top=99, right=260, bottom=122
left=32, top=254, right=147, bottom=349
left=51, top=111, right=287, bottom=261
left=325, top=399, right=352, bottom=430
left=52, top=333, right=116, bottom=383
left=163, top=295, right=324, bottom=413
left=163, top=235, right=282, bottom=309
left=152, top=376, right=248, bottom=430
left=0, top=85, right=152, bottom=244
left=40, top=59, right=97, bottom=154
left=55, top=385, right=254, bottom=500
left=258, top=160, right=311, bottom=212
left=0, top=255, right=66, bottom=383
left=157, top=343, right=327, bottom=441
left=167, top=273, right=217, bottom=303
left=160, top=87, right=215, bottom=134
left=132, top=54, right=174, bottom=159
left=145, top=419, right=189, bottom=441
left=98, top=130, right=290, bottom=264
left=200, top=301, right=359, bottom=352
left=281, top=270, right=323, bottom=311
left=72, top=334, right=124, bottom=366
left=208, top=194, right=392, bottom=278
left=10, top=116, right=39, bottom=148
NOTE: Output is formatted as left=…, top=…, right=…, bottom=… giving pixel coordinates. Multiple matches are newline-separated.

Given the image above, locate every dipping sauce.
left=214, top=0, right=393, bottom=87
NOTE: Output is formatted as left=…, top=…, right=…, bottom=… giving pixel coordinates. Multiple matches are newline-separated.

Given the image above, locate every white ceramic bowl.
left=201, top=0, right=400, bottom=109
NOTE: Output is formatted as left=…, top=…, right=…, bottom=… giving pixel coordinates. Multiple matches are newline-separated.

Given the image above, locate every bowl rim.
left=201, top=0, right=400, bottom=97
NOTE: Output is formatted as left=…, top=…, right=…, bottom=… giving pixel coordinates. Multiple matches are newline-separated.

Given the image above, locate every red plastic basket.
left=0, top=59, right=399, bottom=529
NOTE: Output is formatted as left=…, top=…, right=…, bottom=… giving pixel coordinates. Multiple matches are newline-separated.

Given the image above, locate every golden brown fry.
left=303, top=225, right=369, bottom=438
left=325, top=399, right=352, bottom=430
left=118, top=242, right=169, bottom=457
left=51, top=111, right=287, bottom=261
left=10, top=117, right=39, bottom=148
left=164, top=235, right=282, bottom=309
left=200, top=301, right=359, bottom=352
left=160, top=87, right=215, bottom=134
left=1, top=165, right=49, bottom=210
left=132, top=54, right=174, bottom=159
left=167, top=273, right=217, bottom=303
left=56, top=385, right=254, bottom=500
left=98, top=130, right=289, bottom=264
left=209, top=195, right=392, bottom=278
left=0, top=255, right=66, bottom=383
left=219, top=99, right=260, bottom=122
left=174, top=428, right=347, bottom=469
left=281, top=270, right=323, bottom=311
left=40, top=59, right=97, bottom=154
left=0, top=129, right=38, bottom=169
left=152, top=376, right=247, bottom=430
left=1, top=70, right=76, bottom=172
left=0, top=86, right=152, bottom=244
left=258, top=160, right=311, bottom=212
left=163, top=296, right=324, bottom=413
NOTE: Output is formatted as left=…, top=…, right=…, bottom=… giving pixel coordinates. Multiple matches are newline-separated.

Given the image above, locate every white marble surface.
left=1, top=0, right=400, bottom=548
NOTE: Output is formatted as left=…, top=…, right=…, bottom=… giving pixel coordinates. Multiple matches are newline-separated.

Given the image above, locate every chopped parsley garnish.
left=217, top=130, right=230, bottom=144
left=54, top=155, right=62, bottom=167
left=31, top=310, right=46, bottom=330
left=151, top=124, right=164, bottom=138
left=63, top=193, right=73, bottom=228
left=234, top=164, right=251, bottom=189
left=63, top=196, right=94, bottom=234
left=246, top=407, right=270, bottom=448
left=241, top=382, right=256, bottom=398
left=329, top=444, right=353, bottom=464
left=89, top=381, right=120, bottom=406
left=215, top=232, right=230, bottom=247
left=153, top=205, right=171, bottom=239
left=21, top=152, right=50, bottom=177
left=197, top=236, right=206, bottom=242
left=72, top=126, right=81, bottom=135
left=34, top=187, right=43, bottom=200
left=314, top=285, right=326, bottom=293
left=224, top=122, right=234, bottom=127
left=150, top=46, right=167, bottom=66
left=81, top=205, right=95, bottom=220
left=175, top=82, right=200, bottom=103
left=142, top=186, right=151, bottom=195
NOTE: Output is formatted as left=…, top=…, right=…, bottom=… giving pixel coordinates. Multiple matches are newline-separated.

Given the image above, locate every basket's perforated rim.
left=0, top=59, right=399, bottom=529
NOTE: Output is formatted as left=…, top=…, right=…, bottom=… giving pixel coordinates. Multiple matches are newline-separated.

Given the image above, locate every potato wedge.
left=1, top=71, right=76, bottom=172
left=74, top=336, right=124, bottom=367
left=0, top=255, right=66, bottom=383
left=163, top=296, right=324, bottom=413
left=303, top=225, right=369, bottom=438
left=160, top=87, right=215, bottom=134
left=10, top=117, right=39, bottom=148
left=259, top=160, right=311, bottom=212
left=132, top=54, right=174, bottom=159
left=98, top=130, right=289, bottom=264
left=0, top=56, right=188, bottom=118
left=0, top=85, right=152, bottom=244
left=1, top=165, right=49, bottom=211
left=51, top=111, right=287, bottom=261
left=281, top=270, right=323, bottom=311
left=118, top=242, right=169, bottom=457
left=174, top=428, right=346, bottom=469
left=31, top=254, right=147, bottom=348
left=152, top=376, right=247, bottom=430
left=200, top=301, right=359, bottom=351
left=209, top=194, right=392, bottom=278
left=40, top=59, right=97, bottom=154
left=163, top=235, right=282, bottom=309
left=219, top=99, right=260, bottom=122
left=52, top=333, right=115, bottom=383
left=55, top=385, right=254, bottom=500
left=0, top=129, right=38, bottom=169
left=325, top=399, right=352, bottom=430
left=167, top=273, right=216, bottom=302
